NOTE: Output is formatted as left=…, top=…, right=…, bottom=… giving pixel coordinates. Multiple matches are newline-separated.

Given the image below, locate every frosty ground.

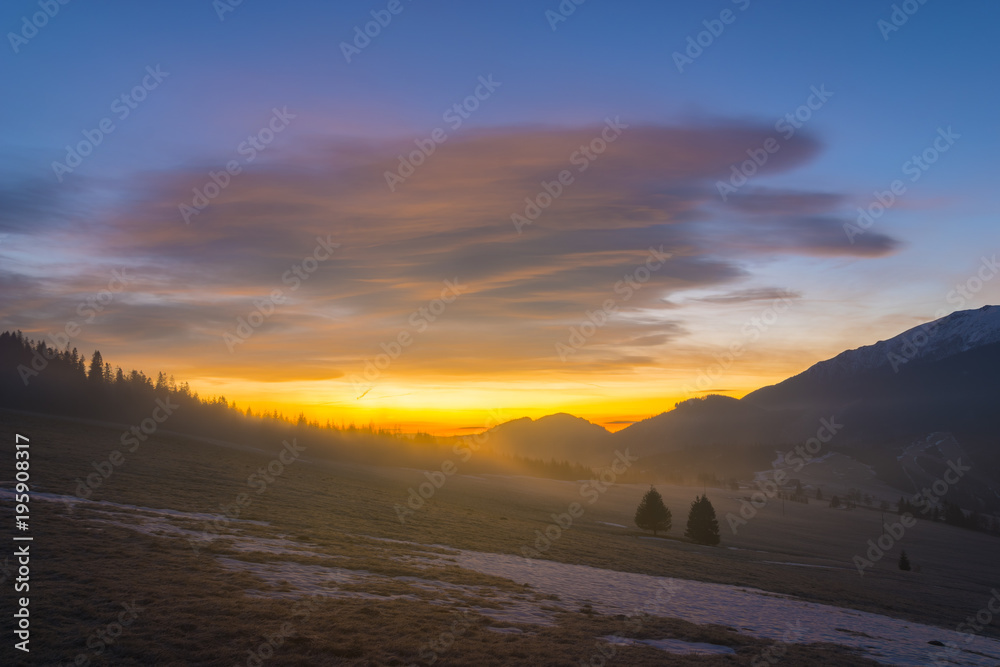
left=2, top=409, right=998, bottom=666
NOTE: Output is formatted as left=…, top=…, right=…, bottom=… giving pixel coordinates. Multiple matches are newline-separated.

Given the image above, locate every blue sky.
left=4, top=1, right=997, bottom=174
left=2, top=0, right=998, bottom=431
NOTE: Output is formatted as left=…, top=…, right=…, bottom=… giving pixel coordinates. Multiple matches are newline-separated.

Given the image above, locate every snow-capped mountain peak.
left=787, top=305, right=1000, bottom=382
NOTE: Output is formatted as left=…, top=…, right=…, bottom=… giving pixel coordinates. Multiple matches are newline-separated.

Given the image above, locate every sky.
left=1, top=0, right=999, bottom=434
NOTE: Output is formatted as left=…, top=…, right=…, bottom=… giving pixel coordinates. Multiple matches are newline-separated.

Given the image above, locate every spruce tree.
left=898, top=550, right=911, bottom=571
left=684, top=494, right=720, bottom=546
left=88, top=350, right=104, bottom=384
left=634, top=486, right=672, bottom=536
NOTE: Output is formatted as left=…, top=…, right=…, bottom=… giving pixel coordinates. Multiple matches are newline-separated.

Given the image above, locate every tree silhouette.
left=0, top=329, right=607, bottom=487
left=684, top=494, right=720, bottom=546
left=87, top=350, right=104, bottom=384
left=634, top=486, right=671, bottom=536
left=898, top=550, right=911, bottom=571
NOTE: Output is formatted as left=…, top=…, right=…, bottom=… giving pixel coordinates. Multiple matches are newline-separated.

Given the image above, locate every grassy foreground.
left=4, top=409, right=993, bottom=665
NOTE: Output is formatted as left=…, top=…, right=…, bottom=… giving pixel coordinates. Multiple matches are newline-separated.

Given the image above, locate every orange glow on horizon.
left=175, top=375, right=773, bottom=436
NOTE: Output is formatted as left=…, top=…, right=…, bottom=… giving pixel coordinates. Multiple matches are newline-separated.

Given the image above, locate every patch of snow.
left=760, top=561, right=844, bottom=570
left=0, top=487, right=268, bottom=525
left=447, top=550, right=1000, bottom=666
left=795, top=305, right=1000, bottom=380
left=597, top=522, right=628, bottom=529
left=218, top=557, right=367, bottom=588
left=217, top=557, right=561, bottom=625
left=24, top=486, right=1000, bottom=666
left=602, top=635, right=736, bottom=655
left=468, top=604, right=558, bottom=626
left=806, top=451, right=836, bottom=465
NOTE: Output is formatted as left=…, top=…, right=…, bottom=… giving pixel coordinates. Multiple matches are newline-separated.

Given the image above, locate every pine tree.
left=634, top=486, right=672, bottom=536
left=87, top=350, right=104, bottom=383
left=684, top=494, right=720, bottom=546
left=898, top=550, right=911, bottom=571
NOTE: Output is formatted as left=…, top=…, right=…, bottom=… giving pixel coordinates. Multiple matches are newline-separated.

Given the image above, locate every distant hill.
left=610, top=305, right=1000, bottom=507
left=479, top=413, right=614, bottom=466
left=609, top=306, right=1000, bottom=448
left=614, top=394, right=780, bottom=454
left=0, top=331, right=590, bottom=482
left=480, top=306, right=1000, bottom=507
left=5, top=306, right=999, bottom=504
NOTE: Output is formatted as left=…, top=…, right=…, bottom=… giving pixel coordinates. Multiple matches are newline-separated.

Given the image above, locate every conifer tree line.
left=0, top=330, right=593, bottom=481
left=0, top=330, right=297, bottom=442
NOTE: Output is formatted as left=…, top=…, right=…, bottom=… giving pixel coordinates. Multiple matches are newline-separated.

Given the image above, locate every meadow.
left=2, top=409, right=998, bottom=665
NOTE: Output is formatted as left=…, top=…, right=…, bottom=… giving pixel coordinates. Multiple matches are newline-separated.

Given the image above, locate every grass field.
left=2, top=409, right=998, bottom=665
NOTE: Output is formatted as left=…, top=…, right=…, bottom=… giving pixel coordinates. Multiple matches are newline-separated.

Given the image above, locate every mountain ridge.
left=480, top=306, right=1000, bottom=503
left=744, top=305, right=1000, bottom=407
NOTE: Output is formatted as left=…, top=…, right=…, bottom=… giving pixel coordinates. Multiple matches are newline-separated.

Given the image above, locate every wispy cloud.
left=0, top=120, right=900, bottom=382
left=690, top=288, right=802, bottom=305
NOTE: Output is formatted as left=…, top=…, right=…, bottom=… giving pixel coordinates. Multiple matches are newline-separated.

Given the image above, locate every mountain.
left=610, top=305, right=1000, bottom=506
left=743, top=305, right=1000, bottom=410
left=738, top=306, right=1000, bottom=448
left=472, top=307, right=1000, bottom=504
left=612, top=305, right=1000, bottom=447
left=487, top=305, right=1000, bottom=462
left=614, top=394, right=781, bottom=452
left=479, top=413, right=613, bottom=466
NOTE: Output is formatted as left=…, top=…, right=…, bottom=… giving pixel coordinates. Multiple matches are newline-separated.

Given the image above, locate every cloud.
left=722, top=189, right=845, bottom=216
left=691, top=287, right=802, bottom=305
left=0, top=120, right=902, bottom=381
left=0, top=168, right=95, bottom=235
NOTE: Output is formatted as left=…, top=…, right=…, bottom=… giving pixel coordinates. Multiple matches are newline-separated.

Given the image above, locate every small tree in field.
left=684, top=494, right=720, bottom=546
left=898, top=550, right=911, bottom=571
left=634, top=486, right=672, bottom=537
